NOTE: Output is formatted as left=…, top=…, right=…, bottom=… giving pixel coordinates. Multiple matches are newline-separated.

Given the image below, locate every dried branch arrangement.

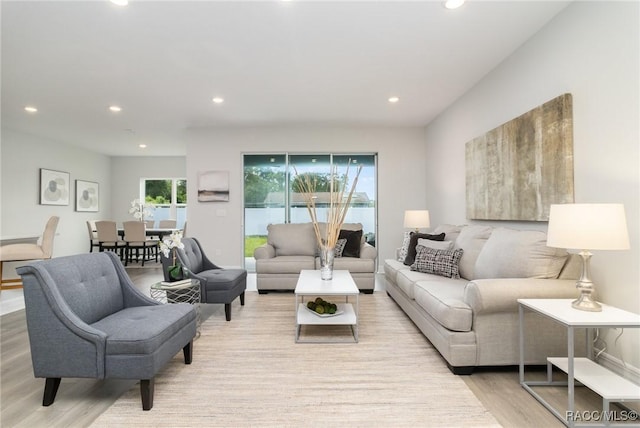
left=293, top=162, right=363, bottom=249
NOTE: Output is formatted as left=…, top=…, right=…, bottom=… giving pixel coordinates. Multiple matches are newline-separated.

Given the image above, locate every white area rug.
left=91, top=291, right=500, bottom=427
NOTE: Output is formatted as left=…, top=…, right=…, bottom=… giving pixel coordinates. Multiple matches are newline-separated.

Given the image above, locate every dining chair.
left=0, top=216, right=59, bottom=290
left=145, top=220, right=155, bottom=228
left=182, top=221, right=187, bottom=237
left=122, top=221, right=159, bottom=266
left=86, top=220, right=99, bottom=252
left=95, top=221, right=126, bottom=260
left=159, top=219, right=177, bottom=228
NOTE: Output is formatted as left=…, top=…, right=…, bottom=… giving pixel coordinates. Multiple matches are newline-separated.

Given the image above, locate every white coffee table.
left=294, top=269, right=359, bottom=343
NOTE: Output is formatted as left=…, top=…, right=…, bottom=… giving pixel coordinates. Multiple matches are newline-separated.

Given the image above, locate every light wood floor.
left=0, top=267, right=632, bottom=427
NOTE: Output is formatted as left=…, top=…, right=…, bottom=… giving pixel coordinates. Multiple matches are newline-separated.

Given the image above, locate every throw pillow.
left=338, top=229, right=363, bottom=258
left=403, top=232, right=446, bottom=266
left=334, top=238, right=348, bottom=258
left=417, top=238, right=454, bottom=251
left=411, top=245, right=464, bottom=279
left=398, top=231, right=412, bottom=262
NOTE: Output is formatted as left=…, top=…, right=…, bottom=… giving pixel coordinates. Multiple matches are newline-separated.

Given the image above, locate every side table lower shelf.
left=548, top=357, right=640, bottom=410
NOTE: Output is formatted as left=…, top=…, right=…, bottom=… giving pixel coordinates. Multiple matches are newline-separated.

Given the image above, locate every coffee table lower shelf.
left=295, top=303, right=358, bottom=343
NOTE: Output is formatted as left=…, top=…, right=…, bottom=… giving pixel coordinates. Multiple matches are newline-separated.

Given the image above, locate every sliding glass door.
left=243, top=153, right=377, bottom=271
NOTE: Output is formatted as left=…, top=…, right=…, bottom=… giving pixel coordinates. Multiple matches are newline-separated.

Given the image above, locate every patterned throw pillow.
left=410, top=245, right=464, bottom=279
left=334, top=238, right=348, bottom=258
left=398, top=231, right=412, bottom=261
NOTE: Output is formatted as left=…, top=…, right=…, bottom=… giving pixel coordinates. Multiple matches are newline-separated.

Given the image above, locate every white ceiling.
left=1, top=0, right=571, bottom=157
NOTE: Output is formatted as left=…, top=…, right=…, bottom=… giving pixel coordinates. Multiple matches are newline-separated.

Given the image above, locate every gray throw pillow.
left=410, top=245, right=464, bottom=279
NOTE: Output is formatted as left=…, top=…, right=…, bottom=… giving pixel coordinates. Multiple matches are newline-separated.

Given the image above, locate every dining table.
left=117, top=228, right=178, bottom=242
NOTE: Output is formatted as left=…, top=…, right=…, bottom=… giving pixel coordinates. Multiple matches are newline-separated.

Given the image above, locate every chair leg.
left=183, top=340, right=193, bottom=364
left=140, top=378, right=154, bottom=411
left=43, top=377, right=61, bottom=406
left=240, top=291, right=245, bottom=306
left=225, top=303, right=231, bottom=321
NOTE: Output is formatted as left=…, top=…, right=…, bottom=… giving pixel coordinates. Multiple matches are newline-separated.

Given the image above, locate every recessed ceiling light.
left=388, top=96, right=400, bottom=103
left=444, top=0, right=465, bottom=10
left=139, top=144, right=147, bottom=148
left=24, top=106, right=38, bottom=113
left=212, top=97, right=224, bottom=104
left=109, top=105, right=122, bottom=112
left=110, top=0, right=129, bottom=6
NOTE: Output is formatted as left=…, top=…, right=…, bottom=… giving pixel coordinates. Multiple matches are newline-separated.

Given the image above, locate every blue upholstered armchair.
left=176, top=237, right=246, bottom=321
left=17, top=252, right=197, bottom=411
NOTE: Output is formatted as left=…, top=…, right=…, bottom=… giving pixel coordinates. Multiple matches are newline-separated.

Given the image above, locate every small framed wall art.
left=40, top=168, right=70, bottom=206
left=197, top=170, right=230, bottom=202
left=75, top=180, right=99, bottom=212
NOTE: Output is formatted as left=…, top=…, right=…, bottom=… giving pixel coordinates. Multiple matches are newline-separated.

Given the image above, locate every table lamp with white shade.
left=546, top=203, right=630, bottom=312
left=404, top=210, right=430, bottom=233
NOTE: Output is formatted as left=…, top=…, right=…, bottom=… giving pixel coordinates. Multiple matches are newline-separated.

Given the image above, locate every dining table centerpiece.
left=293, top=162, right=362, bottom=280
left=129, top=198, right=155, bottom=222
left=159, top=230, right=185, bottom=281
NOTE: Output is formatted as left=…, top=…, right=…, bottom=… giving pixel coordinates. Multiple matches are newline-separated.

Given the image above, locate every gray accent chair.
left=16, top=252, right=196, bottom=411
left=176, top=237, right=246, bottom=321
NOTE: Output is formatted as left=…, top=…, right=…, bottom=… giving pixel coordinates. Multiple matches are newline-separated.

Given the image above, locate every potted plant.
left=129, top=198, right=155, bottom=222
left=159, top=230, right=185, bottom=282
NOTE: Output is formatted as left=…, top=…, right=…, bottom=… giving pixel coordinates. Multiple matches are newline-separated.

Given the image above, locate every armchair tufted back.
left=177, top=238, right=205, bottom=274
left=18, top=252, right=125, bottom=325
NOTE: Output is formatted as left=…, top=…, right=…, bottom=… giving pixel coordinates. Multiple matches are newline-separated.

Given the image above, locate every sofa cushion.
left=92, top=303, right=196, bottom=355
left=413, top=280, right=472, bottom=332
left=384, top=259, right=410, bottom=284
left=267, top=223, right=316, bottom=257
left=411, top=245, right=464, bottom=279
left=338, top=229, right=363, bottom=258
left=394, top=269, right=440, bottom=299
left=403, top=232, right=446, bottom=265
left=256, top=256, right=315, bottom=274
left=319, top=256, right=375, bottom=273
left=474, top=227, right=569, bottom=279
left=454, top=225, right=493, bottom=280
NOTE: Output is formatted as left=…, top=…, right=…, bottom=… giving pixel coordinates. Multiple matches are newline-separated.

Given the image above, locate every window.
left=243, top=153, right=377, bottom=271
left=142, top=178, right=187, bottom=228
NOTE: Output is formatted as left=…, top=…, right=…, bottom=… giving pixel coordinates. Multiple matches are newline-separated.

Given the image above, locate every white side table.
left=518, top=299, right=640, bottom=427
left=294, top=270, right=359, bottom=343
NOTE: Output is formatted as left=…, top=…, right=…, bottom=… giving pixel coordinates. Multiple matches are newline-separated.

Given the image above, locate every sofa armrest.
left=360, top=242, right=377, bottom=260
left=464, top=278, right=578, bottom=314
left=254, top=243, right=276, bottom=260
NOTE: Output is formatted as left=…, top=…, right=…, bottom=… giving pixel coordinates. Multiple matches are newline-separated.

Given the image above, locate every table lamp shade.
left=547, top=203, right=630, bottom=250
left=404, top=210, right=430, bottom=230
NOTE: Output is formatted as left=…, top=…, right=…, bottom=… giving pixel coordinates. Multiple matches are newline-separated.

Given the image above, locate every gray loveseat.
left=384, top=224, right=585, bottom=374
left=254, top=222, right=377, bottom=293
left=17, top=252, right=197, bottom=410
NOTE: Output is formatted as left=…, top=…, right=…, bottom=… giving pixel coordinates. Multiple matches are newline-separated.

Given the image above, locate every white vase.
left=319, top=245, right=335, bottom=280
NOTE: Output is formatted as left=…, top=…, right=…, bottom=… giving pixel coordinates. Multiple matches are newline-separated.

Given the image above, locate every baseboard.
left=595, top=347, right=640, bottom=385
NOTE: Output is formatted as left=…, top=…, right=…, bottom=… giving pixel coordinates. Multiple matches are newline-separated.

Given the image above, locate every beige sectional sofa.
left=384, top=224, right=585, bottom=374
left=254, top=222, right=377, bottom=293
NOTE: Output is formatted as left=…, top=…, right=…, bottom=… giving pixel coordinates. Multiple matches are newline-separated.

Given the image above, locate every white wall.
left=185, top=126, right=427, bottom=268
left=423, top=2, right=640, bottom=370
left=110, top=156, right=186, bottom=226
left=1, top=129, right=112, bottom=257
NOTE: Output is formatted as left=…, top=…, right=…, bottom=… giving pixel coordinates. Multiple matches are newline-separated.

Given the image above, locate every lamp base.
left=571, top=293, right=602, bottom=312
left=571, top=250, right=602, bottom=312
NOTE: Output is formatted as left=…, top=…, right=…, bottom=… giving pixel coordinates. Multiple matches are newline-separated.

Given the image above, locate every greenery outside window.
left=142, top=178, right=187, bottom=228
